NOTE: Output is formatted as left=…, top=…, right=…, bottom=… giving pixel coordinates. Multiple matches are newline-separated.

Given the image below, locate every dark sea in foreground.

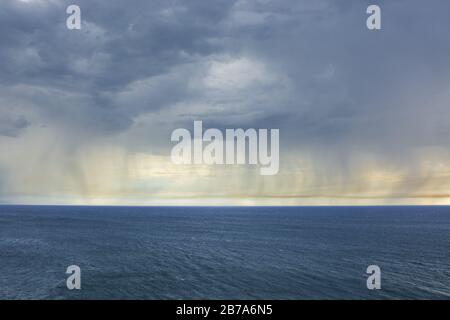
left=0, top=205, right=449, bottom=300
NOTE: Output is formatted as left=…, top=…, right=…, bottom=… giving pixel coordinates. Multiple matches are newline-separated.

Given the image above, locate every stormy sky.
left=1, top=0, right=450, bottom=205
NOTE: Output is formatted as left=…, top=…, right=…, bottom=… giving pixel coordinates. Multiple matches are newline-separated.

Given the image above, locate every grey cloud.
left=0, top=0, right=240, bottom=135
left=0, top=0, right=449, bottom=153
left=1, top=0, right=450, bottom=204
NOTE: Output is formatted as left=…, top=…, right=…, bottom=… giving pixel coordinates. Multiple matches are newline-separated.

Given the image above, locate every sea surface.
left=0, top=205, right=449, bottom=300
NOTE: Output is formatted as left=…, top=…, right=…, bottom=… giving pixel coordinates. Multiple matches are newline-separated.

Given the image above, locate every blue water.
left=0, top=205, right=449, bottom=300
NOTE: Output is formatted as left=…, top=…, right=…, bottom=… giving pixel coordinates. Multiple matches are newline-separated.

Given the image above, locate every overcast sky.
left=1, top=0, right=450, bottom=205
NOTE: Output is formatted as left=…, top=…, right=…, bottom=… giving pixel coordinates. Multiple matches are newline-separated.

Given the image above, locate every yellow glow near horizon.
left=1, top=126, right=450, bottom=206
left=1, top=138, right=450, bottom=205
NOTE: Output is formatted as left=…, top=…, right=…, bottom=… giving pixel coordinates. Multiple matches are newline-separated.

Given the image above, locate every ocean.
left=0, top=205, right=449, bottom=300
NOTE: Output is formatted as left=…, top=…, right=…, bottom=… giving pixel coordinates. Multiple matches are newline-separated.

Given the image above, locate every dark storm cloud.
left=0, top=0, right=232, bottom=88
left=0, top=0, right=449, bottom=151
left=232, top=0, right=450, bottom=149
left=0, top=0, right=237, bottom=134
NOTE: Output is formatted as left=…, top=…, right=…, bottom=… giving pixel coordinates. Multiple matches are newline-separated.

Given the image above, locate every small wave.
left=417, top=286, right=450, bottom=298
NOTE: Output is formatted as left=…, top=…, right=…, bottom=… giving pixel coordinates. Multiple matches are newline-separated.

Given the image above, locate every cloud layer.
left=1, top=0, right=450, bottom=204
